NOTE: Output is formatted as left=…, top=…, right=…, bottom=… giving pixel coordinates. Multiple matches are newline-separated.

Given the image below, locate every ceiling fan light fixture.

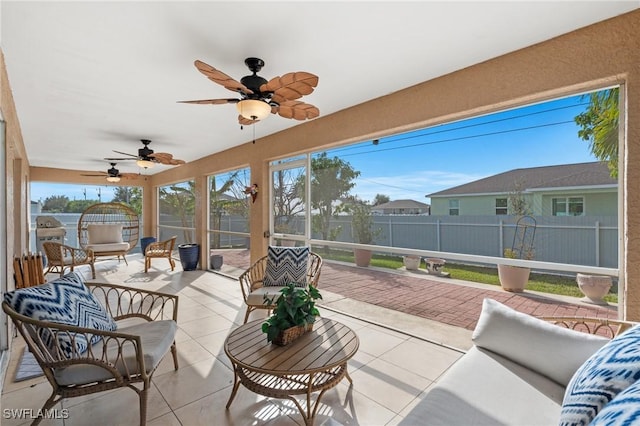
left=106, top=175, right=121, bottom=183
left=237, top=99, right=271, bottom=121
left=136, top=158, right=155, bottom=169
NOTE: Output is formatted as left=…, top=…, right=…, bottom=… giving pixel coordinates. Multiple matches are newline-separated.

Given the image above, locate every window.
left=449, top=199, right=459, bottom=216
left=495, top=198, right=508, bottom=215
left=552, top=197, right=584, bottom=216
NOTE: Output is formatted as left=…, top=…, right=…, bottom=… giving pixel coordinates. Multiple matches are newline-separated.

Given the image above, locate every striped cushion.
left=262, top=246, right=309, bottom=287
left=560, top=324, right=640, bottom=425
left=4, top=272, right=117, bottom=358
left=591, top=379, right=640, bottom=425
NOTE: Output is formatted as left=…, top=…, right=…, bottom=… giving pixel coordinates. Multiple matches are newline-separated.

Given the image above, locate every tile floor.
left=1, top=255, right=469, bottom=426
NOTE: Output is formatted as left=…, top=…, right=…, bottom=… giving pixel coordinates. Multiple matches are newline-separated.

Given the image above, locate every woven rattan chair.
left=144, top=236, right=177, bottom=273
left=77, top=202, right=140, bottom=265
left=42, top=241, right=96, bottom=279
left=2, top=282, right=179, bottom=426
left=239, top=250, right=322, bottom=323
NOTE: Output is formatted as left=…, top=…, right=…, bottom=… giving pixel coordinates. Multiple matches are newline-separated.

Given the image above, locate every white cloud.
left=353, top=170, right=486, bottom=203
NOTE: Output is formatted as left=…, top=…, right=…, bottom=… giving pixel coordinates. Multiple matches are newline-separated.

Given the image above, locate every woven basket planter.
left=273, top=322, right=314, bottom=346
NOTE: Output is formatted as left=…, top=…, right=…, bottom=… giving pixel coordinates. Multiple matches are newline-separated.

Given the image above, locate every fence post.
left=595, top=220, right=600, bottom=267
left=499, top=219, right=504, bottom=257
left=437, top=219, right=441, bottom=251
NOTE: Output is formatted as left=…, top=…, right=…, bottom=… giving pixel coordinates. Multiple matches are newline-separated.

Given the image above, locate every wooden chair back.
left=13, top=252, right=46, bottom=288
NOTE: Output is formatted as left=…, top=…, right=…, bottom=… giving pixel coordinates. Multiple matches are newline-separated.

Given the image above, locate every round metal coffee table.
left=224, top=317, right=359, bottom=425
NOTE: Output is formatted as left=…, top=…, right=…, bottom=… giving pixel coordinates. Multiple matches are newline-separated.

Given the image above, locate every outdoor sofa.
left=401, top=298, right=640, bottom=425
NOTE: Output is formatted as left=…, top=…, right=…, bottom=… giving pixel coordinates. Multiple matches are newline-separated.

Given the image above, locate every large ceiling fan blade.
left=277, top=100, right=320, bottom=121
left=177, top=98, right=239, bottom=105
left=150, top=152, right=186, bottom=165
left=105, top=157, right=137, bottom=161
left=262, top=72, right=318, bottom=101
left=194, top=60, right=253, bottom=95
left=119, top=172, right=140, bottom=179
left=81, top=173, right=107, bottom=177
left=111, top=150, right=138, bottom=158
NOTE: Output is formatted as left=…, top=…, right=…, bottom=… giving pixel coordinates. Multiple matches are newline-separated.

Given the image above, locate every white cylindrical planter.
left=403, top=255, right=421, bottom=270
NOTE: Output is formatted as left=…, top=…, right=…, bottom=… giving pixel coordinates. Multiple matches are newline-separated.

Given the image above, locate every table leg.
left=225, top=366, right=241, bottom=409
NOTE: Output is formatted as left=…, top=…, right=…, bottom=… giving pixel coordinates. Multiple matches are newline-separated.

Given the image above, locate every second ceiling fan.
left=106, top=139, right=186, bottom=169
left=179, top=57, right=320, bottom=125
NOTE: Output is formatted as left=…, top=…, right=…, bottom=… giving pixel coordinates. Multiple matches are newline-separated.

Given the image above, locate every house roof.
left=373, top=199, right=430, bottom=209
left=428, top=162, right=616, bottom=197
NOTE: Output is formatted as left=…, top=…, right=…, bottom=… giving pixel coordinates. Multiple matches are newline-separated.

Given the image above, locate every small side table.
left=224, top=318, right=359, bottom=425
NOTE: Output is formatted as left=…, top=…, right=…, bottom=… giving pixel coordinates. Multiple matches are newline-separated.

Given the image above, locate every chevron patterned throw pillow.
left=560, top=323, right=640, bottom=425
left=590, top=378, right=640, bottom=425
left=263, top=246, right=310, bottom=288
left=4, top=272, right=117, bottom=358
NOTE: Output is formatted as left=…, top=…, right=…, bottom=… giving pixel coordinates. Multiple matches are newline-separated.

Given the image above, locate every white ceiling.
left=2, top=1, right=638, bottom=176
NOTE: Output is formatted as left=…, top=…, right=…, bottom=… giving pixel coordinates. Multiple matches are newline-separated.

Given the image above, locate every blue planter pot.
left=140, top=237, right=156, bottom=254
left=178, top=244, right=200, bottom=271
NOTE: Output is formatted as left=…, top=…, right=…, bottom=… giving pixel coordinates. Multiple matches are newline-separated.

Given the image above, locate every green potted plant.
left=349, top=201, right=380, bottom=267
left=262, top=282, right=322, bottom=345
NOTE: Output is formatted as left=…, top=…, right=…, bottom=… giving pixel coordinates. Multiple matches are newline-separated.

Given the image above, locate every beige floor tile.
left=153, top=357, right=234, bottom=410
left=379, top=338, right=463, bottom=381
left=62, top=384, right=170, bottom=426
left=311, top=381, right=397, bottom=426
left=349, top=358, right=433, bottom=414
left=154, top=338, right=214, bottom=376
left=354, top=326, right=408, bottom=358
left=179, top=312, right=235, bottom=338
left=176, top=304, right=219, bottom=323
left=174, top=386, right=300, bottom=426
left=147, top=411, right=182, bottom=426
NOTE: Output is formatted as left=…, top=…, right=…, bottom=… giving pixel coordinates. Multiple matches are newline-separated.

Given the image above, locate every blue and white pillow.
left=591, top=378, right=640, bottom=425
left=262, top=246, right=310, bottom=287
left=560, top=323, right=640, bottom=425
left=4, top=272, right=117, bottom=358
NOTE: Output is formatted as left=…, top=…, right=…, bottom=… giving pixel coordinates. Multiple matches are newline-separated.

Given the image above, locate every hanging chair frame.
left=77, top=202, right=140, bottom=263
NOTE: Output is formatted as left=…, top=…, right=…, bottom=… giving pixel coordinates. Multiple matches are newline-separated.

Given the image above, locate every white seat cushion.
left=54, top=319, right=177, bottom=386
left=400, top=346, right=565, bottom=426
left=86, top=242, right=130, bottom=253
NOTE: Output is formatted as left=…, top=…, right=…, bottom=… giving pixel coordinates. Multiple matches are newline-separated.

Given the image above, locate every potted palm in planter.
left=349, top=201, right=380, bottom=267
left=262, top=282, right=322, bottom=345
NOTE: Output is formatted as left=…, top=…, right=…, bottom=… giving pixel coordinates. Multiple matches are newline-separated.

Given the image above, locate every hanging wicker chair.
left=77, top=202, right=140, bottom=264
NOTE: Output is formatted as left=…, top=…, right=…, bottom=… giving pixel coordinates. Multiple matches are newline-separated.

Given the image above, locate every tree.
left=273, top=168, right=305, bottom=233
left=574, top=88, right=619, bottom=178
left=42, top=195, right=70, bottom=213
left=159, top=182, right=196, bottom=243
left=111, top=187, right=142, bottom=214
left=64, top=199, right=99, bottom=213
left=309, top=152, right=360, bottom=241
left=373, top=194, right=390, bottom=206
left=210, top=173, right=239, bottom=248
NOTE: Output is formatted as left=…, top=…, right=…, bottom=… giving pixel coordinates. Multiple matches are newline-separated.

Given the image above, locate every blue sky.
left=31, top=92, right=598, bottom=204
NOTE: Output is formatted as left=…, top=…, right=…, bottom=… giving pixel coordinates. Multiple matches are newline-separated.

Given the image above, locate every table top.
left=224, top=317, right=359, bottom=375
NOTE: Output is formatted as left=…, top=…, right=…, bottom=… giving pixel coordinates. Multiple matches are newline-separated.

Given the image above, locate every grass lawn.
left=317, top=249, right=618, bottom=303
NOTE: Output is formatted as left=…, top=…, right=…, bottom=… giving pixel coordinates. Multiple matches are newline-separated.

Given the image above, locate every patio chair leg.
left=139, top=383, right=149, bottom=426
left=90, top=263, right=96, bottom=279
left=243, top=307, right=252, bottom=324
left=171, top=342, right=179, bottom=370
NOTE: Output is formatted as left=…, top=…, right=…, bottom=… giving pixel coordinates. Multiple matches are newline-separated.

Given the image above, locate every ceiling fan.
left=179, top=57, right=319, bottom=125
left=81, top=163, right=139, bottom=182
left=105, top=139, right=186, bottom=169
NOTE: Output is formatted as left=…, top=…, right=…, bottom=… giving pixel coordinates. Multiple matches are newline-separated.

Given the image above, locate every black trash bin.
left=178, top=243, right=200, bottom=271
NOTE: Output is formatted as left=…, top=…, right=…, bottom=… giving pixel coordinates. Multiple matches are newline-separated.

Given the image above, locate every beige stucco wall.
left=10, top=10, right=640, bottom=319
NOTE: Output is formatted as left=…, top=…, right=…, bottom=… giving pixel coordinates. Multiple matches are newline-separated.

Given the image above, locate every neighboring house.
left=428, top=162, right=617, bottom=216
left=372, top=199, right=430, bottom=215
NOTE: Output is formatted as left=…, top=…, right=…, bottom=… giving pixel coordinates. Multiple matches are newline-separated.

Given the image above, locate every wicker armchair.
left=2, top=282, right=179, bottom=426
left=239, top=250, right=322, bottom=323
left=43, top=241, right=96, bottom=279
left=541, top=316, right=636, bottom=339
left=13, top=252, right=46, bottom=288
left=144, top=236, right=177, bottom=273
